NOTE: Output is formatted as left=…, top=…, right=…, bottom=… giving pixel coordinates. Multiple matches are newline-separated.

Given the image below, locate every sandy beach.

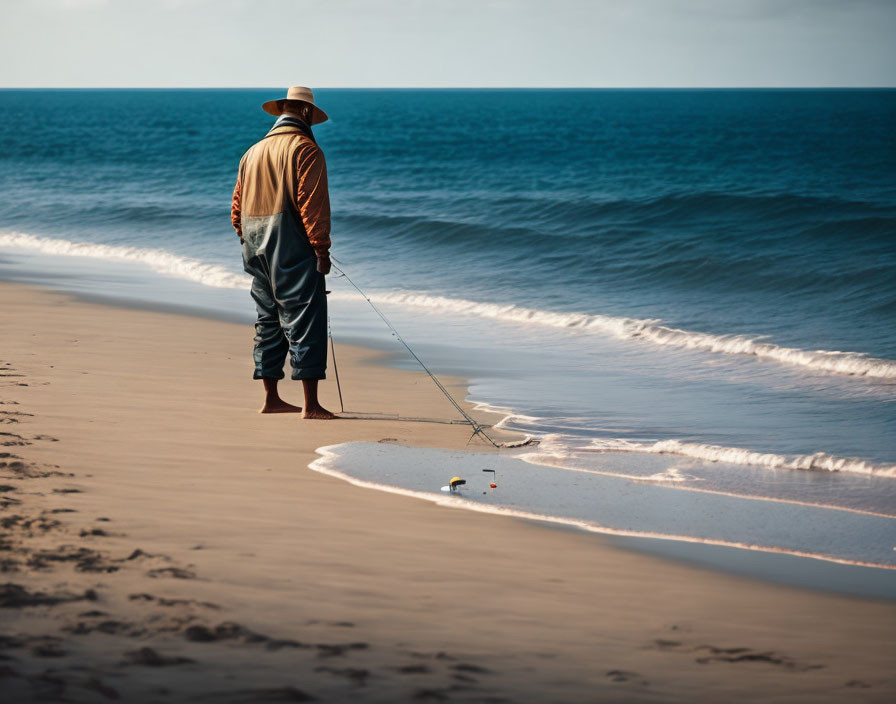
left=1, top=280, right=894, bottom=703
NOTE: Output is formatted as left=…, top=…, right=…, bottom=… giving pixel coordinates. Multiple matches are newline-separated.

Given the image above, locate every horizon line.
left=1, top=85, right=895, bottom=91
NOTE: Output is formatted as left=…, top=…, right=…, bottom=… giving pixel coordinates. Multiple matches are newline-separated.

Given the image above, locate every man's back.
left=233, top=123, right=331, bottom=259
left=239, top=133, right=305, bottom=220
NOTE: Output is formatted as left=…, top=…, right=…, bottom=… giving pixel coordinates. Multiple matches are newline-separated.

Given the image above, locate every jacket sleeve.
left=231, top=174, right=242, bottom=240
left=295, top=141, right=332, bottom=258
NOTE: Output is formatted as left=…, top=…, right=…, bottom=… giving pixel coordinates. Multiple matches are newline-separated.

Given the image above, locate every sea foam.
left=0, top=231, right=251, bottom=290
left=371, top=291, right=896, bottom=380
left=563, top=437, right=896, bottom=478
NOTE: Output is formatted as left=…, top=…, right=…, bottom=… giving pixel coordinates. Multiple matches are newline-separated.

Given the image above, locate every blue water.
left=1, top=89, right=895, bottom=573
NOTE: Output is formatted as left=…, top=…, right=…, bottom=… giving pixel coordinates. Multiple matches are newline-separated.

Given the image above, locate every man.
left=231, top=86, right=336, bottom=420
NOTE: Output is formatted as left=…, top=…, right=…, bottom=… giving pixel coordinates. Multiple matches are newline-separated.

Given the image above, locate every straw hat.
left=262, top=86, right=329, bottom=125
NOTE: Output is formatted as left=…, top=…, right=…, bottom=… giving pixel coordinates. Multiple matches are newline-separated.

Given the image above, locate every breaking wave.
left=3, top=231, right=895, bottom=380
left=0, top=231, right=251, bottom=290
left=372, top=291, right=896, bottom=380
left=576, top=437, right=896, bottom=478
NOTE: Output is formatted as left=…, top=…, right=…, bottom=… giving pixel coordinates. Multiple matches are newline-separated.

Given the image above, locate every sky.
left=1, top=0, right=894, bottom=88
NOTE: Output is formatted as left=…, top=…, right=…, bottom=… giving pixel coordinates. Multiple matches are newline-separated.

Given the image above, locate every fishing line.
left=329, top=260, right=499, bottom=448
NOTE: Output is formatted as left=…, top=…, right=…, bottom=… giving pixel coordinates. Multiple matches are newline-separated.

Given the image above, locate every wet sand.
left=1, top=281, right=894, bottom=703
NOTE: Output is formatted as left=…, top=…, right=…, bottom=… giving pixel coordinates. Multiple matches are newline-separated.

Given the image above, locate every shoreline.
left=5, top=232, right=896, bottom=382
left=6, top=252, right=893, bottom=586
left=2, top=281, right=895, bottom=701
left=3, top=266, right=895, bottom=586
left=310, top=442, right=896, bottom=601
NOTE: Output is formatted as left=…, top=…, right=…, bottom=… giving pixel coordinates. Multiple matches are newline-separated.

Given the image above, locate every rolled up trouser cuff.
left=253, top=368, right=286, bottom=380
left=291, top=366, right=326, bottom=381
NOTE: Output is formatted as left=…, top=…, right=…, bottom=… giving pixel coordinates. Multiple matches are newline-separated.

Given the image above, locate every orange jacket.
left=231, top=133, right=331, bottom=258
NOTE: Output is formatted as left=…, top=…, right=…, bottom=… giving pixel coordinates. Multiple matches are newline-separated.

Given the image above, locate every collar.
left=268, top=113, right=316, bottom=142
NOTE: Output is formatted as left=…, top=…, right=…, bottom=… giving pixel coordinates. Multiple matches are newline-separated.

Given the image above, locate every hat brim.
left=261, top=98, right=328, bottom=125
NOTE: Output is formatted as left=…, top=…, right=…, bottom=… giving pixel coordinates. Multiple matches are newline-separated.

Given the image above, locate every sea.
left=1, top=88, right=894, bottom=597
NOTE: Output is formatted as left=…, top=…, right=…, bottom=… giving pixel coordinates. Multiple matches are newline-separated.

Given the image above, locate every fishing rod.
left=326, top=308, right=345, bottom=413
left=329, top=261, right=499, bottom=448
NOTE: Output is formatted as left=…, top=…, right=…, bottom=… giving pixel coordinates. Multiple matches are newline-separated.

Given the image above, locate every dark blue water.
left=2, top=89, right=895, bottom=568
left=2, top=89, right=895, bottom=354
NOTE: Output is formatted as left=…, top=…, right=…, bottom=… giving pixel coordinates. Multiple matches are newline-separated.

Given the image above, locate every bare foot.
left=259, top=399, right=303, bottom=414
left=302, top=404, right=338, bottom=420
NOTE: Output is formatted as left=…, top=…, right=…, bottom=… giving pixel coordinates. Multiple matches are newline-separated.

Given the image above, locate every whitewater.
left=4, top=231, right=894, bottom=381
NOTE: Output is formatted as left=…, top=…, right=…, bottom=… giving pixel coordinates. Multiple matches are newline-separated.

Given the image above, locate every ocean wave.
left=344, top=191, right=893, bottom=240
left=515, top=445, right=896, bottom=518
left=578, top=437, right=896, bottom=478
left=371, top=291, right=896, bottom=379
left=515, top=433, right=896, bottom=516
left=3, top=231, right=895, bottom=380
left=0, top=231, right=251, bottom=289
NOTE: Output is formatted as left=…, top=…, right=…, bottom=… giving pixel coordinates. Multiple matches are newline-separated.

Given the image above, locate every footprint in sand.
left=0, top=583, right=97, bottom=608
left=122, top=646, right=194, bottom=667
left=845, top=680, right=872, bottom=688
left=1, top=455, right=70, bottom=478
left=0, top=432, right=30, bottom=447
left=451, top=662, right=491, bottom=675
left=64, top=617, right=145, bottom=637
left=225, top=686, right=316, bottom=702
left=315, top=642, right=370, bottom=658
left=146, top=567, right=197, bottom=579
left=183, top=622, right=270, bottom=644
left=128, top=592, right=220, bottom=610
left=693, top=644, right=824, bottom=671
left=79, top=528, right=109, bottom=537
left=0, top=634, right=67, bottom=659
left=653, top=639, right=826, bottom=672
left=314, top=665, right=371, bottom=686
left=28, top=546, right=119, bottom=573
left=606, top=669, right=649, bottom=685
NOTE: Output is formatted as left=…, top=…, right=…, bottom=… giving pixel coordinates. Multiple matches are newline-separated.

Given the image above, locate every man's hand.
left=316, top=255, right=331, bottom=275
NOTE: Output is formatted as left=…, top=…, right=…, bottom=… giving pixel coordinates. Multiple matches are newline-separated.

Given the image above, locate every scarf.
left=269, top=113, right=316, bottom=143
